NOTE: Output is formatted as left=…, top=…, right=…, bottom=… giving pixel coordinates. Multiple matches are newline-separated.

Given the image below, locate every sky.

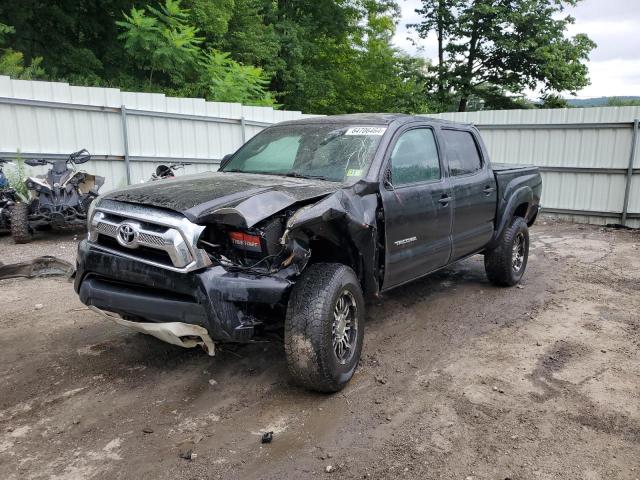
left=393, top=0, right=640, bottom=99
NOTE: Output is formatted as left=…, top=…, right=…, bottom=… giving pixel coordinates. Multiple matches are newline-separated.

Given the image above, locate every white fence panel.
left=427, top=108, right=640, bottom=228
left=0, top=75, right=314, bottom=191
left=1, top=75, right=638, bottom=227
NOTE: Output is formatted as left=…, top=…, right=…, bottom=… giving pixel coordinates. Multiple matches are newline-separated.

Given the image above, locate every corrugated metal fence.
left=428, top=109, right=640, bottom=228
left=1, top=76, right=638, bottom=227
left=0, top=75, right=313, bottom=191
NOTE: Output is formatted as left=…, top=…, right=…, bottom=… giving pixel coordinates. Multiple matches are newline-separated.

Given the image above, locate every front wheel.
left=10, top=202, right=33, bottom=244
left=484, top=216, right=529, bottom=286
left=284, top=263, right=365, bottom=392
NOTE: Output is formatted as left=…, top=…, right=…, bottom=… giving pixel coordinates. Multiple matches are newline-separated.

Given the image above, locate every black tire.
left=484, top=216, right=529, bottom=286
left=284, top=263, right=365, bottom=392
left=10, top=202, right=33, bottom=244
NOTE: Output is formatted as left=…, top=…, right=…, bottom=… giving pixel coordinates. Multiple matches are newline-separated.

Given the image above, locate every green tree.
left=198, top=50, right=275, bottom=105
left=606, top=97, right=640, bottom=107
left=539, top=93, right=570, bottom=109
left=0, top=0, right=138, bottom=85
left=117, top=0, right=203, bottom=86
left=0, top=23, right=45, bottom=80
left=328, top=0, right=430, bottom=114
left=411, top=0, right=596, bottom=112
left=117, top=0, right=274, bottom=105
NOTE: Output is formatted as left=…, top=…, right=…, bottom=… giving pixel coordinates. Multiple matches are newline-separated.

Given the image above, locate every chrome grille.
left=88, top=200, right=210, bottom=272
left=97, top=222, right=117, bottom=236
left=137, top=232, right=165, bottom=246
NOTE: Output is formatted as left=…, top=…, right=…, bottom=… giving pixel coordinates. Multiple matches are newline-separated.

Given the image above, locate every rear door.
left=441, top=128, right=497, bottom=260
left=380, top=126, right=453, bottom=288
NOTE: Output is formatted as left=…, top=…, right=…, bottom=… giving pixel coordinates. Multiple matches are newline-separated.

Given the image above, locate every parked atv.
left=150, top=162, right=191, bottom=181
left=11, top=149, right=105, bottom=243
left=0, top=160, right=18, bottom=232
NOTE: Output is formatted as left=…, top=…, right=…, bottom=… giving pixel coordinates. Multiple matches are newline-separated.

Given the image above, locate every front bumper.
left=74, top=240, right=293, bottom=342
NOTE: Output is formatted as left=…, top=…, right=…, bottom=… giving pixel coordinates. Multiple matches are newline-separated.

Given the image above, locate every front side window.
left=442, top=129, right=482, bottom=176
left=390, top=128, right=441, bottom=185
left=222, top=124, right=387, bottom=182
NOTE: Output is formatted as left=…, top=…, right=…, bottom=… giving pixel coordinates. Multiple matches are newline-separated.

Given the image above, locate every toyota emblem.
left=117, top=223, right=137, bottom=247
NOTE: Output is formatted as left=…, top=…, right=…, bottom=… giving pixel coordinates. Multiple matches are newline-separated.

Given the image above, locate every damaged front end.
left=75, top=178, right=382, bottom=350
left=194, top=178, right=382, bottom=296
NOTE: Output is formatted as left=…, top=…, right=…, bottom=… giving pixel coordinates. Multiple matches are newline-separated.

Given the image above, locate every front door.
left=380, top=126, right=453, bottom=288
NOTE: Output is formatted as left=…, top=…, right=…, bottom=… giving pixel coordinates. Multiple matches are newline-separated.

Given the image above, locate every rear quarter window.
left=442, top=130, right=482, bottom=176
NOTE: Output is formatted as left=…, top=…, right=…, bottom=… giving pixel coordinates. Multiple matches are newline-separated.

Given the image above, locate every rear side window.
left=390, top=128, right=441, bottom=185
left=442, top=130, right=482, bottom=176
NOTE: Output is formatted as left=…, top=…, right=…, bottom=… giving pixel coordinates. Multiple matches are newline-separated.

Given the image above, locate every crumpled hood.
left=102, top=171, right=340, bottom=228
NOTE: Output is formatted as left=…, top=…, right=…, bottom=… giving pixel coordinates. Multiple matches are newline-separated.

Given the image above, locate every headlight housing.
left=86, top=197, right=101, bottom=232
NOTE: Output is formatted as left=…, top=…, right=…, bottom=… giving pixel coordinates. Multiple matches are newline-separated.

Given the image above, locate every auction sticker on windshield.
left=345, top=127, right=387, bottom=136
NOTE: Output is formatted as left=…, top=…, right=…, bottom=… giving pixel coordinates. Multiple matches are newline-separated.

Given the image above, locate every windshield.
left=221, top=124, right=387, bottom=182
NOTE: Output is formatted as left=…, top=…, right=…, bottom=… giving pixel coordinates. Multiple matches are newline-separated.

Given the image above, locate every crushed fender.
left=283, top=180, right=381, bottom=296
left=0, top=256, right=75, bottom=280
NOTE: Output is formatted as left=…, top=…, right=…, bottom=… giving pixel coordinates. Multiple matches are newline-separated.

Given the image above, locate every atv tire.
left=284, top=263, right=365, bottom=392
left=10, top=202, right=33, bottom=244
left=484, top=216, right=529, bottom=286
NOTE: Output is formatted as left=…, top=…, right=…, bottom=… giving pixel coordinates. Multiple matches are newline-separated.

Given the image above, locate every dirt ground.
left=0, top=219, right=639, bottom=480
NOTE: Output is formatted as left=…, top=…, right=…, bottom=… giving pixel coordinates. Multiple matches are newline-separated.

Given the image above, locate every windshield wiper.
left=284, top=172, right=332, bottom=181
left=223, top=169, right=280, bottom=176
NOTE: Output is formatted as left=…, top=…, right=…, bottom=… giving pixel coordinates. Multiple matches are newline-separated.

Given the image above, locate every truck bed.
left=492, top=163, right=539, bottom=174
left=492, top=163, right=542, bottom=202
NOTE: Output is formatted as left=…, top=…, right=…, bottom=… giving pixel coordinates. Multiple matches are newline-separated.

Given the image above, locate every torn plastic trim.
left=89, top=306, right=215, bottom=356
left=0, top=256, right=75, bottom=280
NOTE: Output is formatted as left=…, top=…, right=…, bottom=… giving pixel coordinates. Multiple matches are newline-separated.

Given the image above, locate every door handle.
left=438, top=195, right=451, bottom=205
left=483, top=186, right=495, bottom=195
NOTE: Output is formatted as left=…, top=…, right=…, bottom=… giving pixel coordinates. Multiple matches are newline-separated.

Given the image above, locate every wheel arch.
left=488, top=186, right=533, bottom=249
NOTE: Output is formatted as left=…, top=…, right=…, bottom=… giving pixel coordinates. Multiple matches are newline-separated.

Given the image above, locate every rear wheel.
left=10, top=202, right=33, bottom=244
left=284, top=263, right=365, bottom=392
left=484, top=216, right=529, bottom=286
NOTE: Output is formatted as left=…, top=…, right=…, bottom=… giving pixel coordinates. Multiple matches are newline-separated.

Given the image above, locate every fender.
left=26, top=176, right=52, bottom=196
left=62, top=171, right=84, bottom=188
left=487, top=185, right=533, bottom=249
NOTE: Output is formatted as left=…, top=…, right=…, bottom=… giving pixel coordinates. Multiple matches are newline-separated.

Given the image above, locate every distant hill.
left=566, top=96, right=640, bottom=107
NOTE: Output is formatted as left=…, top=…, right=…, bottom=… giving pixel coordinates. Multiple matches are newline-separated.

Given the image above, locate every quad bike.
left=11, top=149, right=105, bottom=243
left=0, top=159, right=18, bottom=232
left=149, top=162, right=191, bottom=181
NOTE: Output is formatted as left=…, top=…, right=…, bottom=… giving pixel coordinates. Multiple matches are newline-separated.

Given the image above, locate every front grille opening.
left=97, top=234, right=174, bottom=266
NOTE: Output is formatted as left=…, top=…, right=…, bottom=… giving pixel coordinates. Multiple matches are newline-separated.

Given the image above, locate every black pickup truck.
left=75, top=114, right=541, bottom=392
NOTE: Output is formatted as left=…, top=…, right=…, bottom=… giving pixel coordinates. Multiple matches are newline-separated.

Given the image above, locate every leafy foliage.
left=411, top=0, right=596, bottom=111
left=117, top=0, right=274, bottom=105
left=0, top=22, right=45, bottom=80
left=4, top=155, right=28, bottom=200
left=606, top=97, right=640, bottom=107
left=0, top=0, right=596, bottom=113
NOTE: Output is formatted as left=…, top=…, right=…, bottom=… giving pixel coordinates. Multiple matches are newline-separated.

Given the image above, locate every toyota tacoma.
left=75, top=114, right=542, bottom=392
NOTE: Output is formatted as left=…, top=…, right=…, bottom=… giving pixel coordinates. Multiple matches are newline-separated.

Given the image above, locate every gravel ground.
left=0, top=219, right=639, bottom=480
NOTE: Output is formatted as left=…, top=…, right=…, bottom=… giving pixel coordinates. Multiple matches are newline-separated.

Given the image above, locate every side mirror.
left=25, top=158, right=45, bottom=167
left=352, top=179, right=378, bottom=196
left=221, top=153, right=232, bottom=165
left=155, top=164, right=173, bottom=177
left=70, top=149, right=91, bottom=164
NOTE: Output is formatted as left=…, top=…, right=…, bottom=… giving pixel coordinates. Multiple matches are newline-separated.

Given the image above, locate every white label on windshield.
left=345, top=127, right=387, bottom=136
